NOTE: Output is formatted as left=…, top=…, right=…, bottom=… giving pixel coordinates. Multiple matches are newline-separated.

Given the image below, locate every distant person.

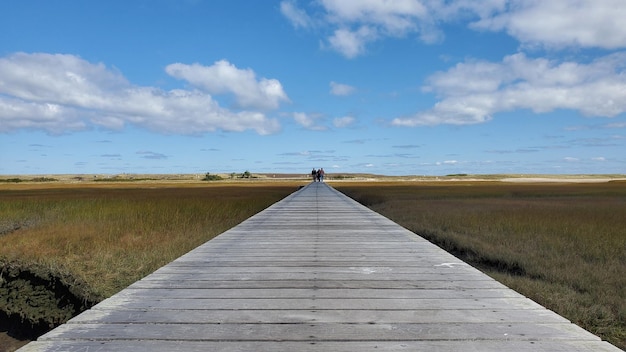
left=311, top=168, right=317, bottom=182
left=319, top=168, right=325, bottom=182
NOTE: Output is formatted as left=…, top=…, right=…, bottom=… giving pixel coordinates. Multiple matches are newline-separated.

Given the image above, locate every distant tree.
left=0, top=178, right=22, bottom=183
left=241, top=170, right=252, bottom=179
left=203, top=172, right=223, bottom=181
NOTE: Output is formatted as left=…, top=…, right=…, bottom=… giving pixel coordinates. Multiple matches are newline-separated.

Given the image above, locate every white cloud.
left=321, top=0, right=434, bottom=57
left=327, top=26, right=378, bottom=58
left=280, top=0, right=490, bottom=57
left=333, top=115, right=355, bottom=128
left=320, top=0, right=427, bottom=34
left=605, top=122, right=626, bottom=128
left=280, top=0, right=313, bottom=29
left=282, top=1, right=626, bottom=57
left=330, top=81, right=356, bottom=96
left=282, top=0, right=431, bottom=58
left=0, top=53, right=282, bottom=135
left=472, top=0, right=626, bottom=49
left=427, top=0, right=506, bottom=20
left=393, top=52, right=626, bottom=126
left=292, top=112, right=327, bottom=130
left=165, top=60, right=289, bottom=110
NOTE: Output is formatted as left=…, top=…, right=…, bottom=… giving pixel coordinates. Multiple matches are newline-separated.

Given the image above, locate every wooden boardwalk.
left=19, top=182, right=621, bottom=351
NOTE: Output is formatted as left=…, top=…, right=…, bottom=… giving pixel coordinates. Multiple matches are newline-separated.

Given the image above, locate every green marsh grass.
left=1, top=184, right=298, bottom=297
left=336, top=181, right=626, bottom=349
left=0, top=182, right=298, bottom=343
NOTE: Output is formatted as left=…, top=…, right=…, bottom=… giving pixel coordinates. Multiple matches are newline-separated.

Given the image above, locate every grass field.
left=334, top=181, right=626, bottom=349
left=1, top=178, right=625, bottom=350
left=0, top=182, right=300, bottom=350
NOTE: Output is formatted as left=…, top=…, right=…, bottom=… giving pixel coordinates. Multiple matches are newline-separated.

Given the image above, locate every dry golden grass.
left=335, top=181, right=626, bottom=349
left=1, top=182, right=301, bottom=298
left=0, top=181, right=301, bottom=347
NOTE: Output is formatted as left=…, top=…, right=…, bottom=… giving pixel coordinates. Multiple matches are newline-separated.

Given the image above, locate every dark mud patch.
left=0, top=219, right=39, bottom=237
left=0, top=332, right=29, bottom=352
left=0, top=261, right=99, bottom=342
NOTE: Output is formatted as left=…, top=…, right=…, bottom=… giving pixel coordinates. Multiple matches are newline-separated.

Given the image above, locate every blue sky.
left=1, top=0, right=625, bottom=176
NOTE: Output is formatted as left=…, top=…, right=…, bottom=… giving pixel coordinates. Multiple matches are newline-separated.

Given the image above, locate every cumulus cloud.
left=330, top=81, right=356, bottom=96
left=281, top=0, right=431, bottom=58
left=320, top=0, right=430, bottom=41
left=323, top=0, right=430, bottom=57
left=0, top=98, right=87, bottom=133
left=165, top=60, right=289, bottom=110
left=333, top=115, right=355, bottom=128
left=393, top=52, right=626, bottom=126
left=292, top=112, right=327, bottom=130
left=327, top=26, right=378, bottom=58
left=281, top=0, right=626, bottom=57
left=279, top=0, right=483, bottom=57
left=0, top=53, right=283, bottom=135
left=472, top=0, right=626, bottom=49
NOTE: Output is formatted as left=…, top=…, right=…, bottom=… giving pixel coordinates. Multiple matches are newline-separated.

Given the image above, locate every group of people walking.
left=311, top=168, right=325, bottom=182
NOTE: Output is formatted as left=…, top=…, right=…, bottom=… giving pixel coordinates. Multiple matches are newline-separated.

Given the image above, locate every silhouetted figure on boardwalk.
left=313, top=168, right=325, bottom=182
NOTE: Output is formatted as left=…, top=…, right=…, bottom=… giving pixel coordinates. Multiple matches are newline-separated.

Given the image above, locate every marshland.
left=1, top=177, right=624, bottom=350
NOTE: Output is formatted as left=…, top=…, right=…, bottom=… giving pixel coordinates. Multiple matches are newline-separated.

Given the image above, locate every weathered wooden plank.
left=35, top=322, right=602, bottom=342
left=92, top=297, right=547, bottom=310
left=136, top=272, right=493, bottom=281
left=127, top=278, right=506, bottom=289
left=67, top=307, right=570, bottom=324
left=112, top=288, right=525, bottom=299
left=20, top=340, right=621, bottom=352
left=151, top=265, right=483, bottom=275
left=18, top=182, right=622, bottom=352
left=164, top=260, right=473, bottom=267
